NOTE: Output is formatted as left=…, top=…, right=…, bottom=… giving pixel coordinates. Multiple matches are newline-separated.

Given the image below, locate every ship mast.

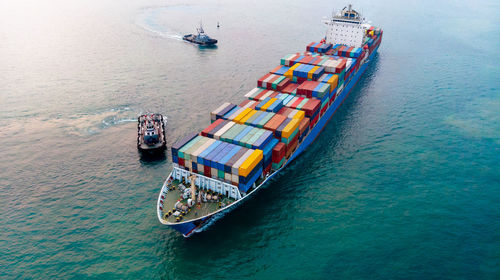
left=197, top=20, right=205, bottom=35
left=189, top=174, right=197, bottom=202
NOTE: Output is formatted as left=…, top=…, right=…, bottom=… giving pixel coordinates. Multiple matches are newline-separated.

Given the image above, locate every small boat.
left=183, top=22, right=217, bottom=46
left=137, top=113, right=166, bottom=153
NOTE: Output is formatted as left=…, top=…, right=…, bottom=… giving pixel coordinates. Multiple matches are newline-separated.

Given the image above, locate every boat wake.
left=135, top=7, right=183, bottom=41
left=58, top=107, right=139, bottom=137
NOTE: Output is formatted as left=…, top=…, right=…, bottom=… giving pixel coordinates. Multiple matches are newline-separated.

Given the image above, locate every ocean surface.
left=1, top=0, right=499, bottom=278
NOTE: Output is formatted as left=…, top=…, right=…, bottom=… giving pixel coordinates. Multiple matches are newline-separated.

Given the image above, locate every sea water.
left=1, top=0, right=499, bottom=278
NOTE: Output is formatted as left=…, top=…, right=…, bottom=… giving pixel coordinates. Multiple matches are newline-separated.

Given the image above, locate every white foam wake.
left=135, top=8, right=183, bottom=41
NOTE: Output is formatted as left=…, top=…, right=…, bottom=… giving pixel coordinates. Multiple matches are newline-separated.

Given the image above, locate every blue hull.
left=165, top=46, right=380, bottom=237
left=287, top=46, right=379, bottom=164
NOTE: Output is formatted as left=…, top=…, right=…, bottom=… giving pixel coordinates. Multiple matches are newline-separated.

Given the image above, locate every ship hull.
left=138, top=115, right=167, bottom=154
left=158, top=44, right=380, bottom=237
left=183, top=35, right=218, bottom=46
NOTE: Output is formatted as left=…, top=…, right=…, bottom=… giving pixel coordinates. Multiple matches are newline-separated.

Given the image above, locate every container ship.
left=157, top=5, right=383, bottom=237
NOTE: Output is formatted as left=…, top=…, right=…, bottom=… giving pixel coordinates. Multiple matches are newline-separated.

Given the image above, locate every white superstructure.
left=323, top=4, right=367, bottom=47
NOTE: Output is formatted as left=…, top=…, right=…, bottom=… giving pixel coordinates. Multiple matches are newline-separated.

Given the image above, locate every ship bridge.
left=322, top=4, right=367, bottom=47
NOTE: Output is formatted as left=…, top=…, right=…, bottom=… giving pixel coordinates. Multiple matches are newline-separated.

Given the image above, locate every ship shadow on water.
left=138, top=150, right=167, bottom=164
left=198, top=44, right=218, bottom=50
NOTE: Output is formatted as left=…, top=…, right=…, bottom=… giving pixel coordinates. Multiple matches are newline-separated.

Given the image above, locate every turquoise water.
left=1, top=0, right=499, bottom=278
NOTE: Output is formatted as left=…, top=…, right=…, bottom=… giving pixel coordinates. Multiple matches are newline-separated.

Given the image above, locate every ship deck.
left=161, top=179, right=236, bottom=223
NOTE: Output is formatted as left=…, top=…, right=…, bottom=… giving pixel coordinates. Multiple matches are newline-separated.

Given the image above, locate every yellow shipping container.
left=327, top=75, right=339, bottom=90
left=281, top=118, right=300, bottom=139
left=308, top=66, right=320, bottom=80
left=239, top=109, right=257, bottom=124
left=285, top=63, right=301, bottom=79
left=261, top=98, right=277, bottom=111
left=292, top=110, right=305, bottom=121
left=233, top=108, right=253, bottom=123
left=238, top=149, right=263, bottom=177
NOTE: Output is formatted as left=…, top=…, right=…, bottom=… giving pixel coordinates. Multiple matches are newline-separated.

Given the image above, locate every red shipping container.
left=276, top=78, right=290, bottom=91
left=278, top=107, right=292, bottom=116
left=320, top=104, right=328, bottom=116
left=201, top=118, right=224, bottom=137
left=269, top=91, right=279, bottom=98
left=254, top=89, right=270, bottom=101
left=263, top=163, right=271, bottom=176
left=297, top=81, right=320, bottom=97
left=295, top=77, right=308, bottom=84
left=298, top=118, right=310, bottom=135
left=300, top=56, right=314, bottom=64
left=257, top=73, right=271, bottom=88
left=272, top=142, right=286, bottom=163
left=301, top=99, right=321, bottom=117
left=264, top=114, right=287, bottom=132
left=178, top=158, right=185, bottom=167
left=290, top=97, right=305, bottom=108
left=263, top=75, right=280, bottom=90
left=346, top=46, right=354, bottom=56
left=310, top=57, right=323, bottom=66
left=248, top=102, right=258, bottom=109
left=306, top=42, right=315, bottom=51
left=310, top=113, right=319, bottom=129
left=288, top=54, right=301, bottom=66
left=282, top=83, right=299, bottom=94
left=239, top=99, right=251, bottom=108
left=335, top=60, right=347, bottom=73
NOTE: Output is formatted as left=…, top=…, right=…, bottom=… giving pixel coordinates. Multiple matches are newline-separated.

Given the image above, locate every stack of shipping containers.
left=172, top=26, right=382, bottom=193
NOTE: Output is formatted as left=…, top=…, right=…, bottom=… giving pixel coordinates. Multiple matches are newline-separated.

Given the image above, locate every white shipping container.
left=259, top=90, right=274, bottom=101
left=262, top=74, right=275, bottom=89
left=214, top=122, right=235, bottom=140
left=210, top=102, right=232, bottom=121
left=232, top=149, right=254, bottom=175
left=242, top=100, right=257, bottom=109
left=245, top=88, right=261, bottom=99
left=227, top=107, right=245, bottom=121
left=191, top=138, right=216, bottom=163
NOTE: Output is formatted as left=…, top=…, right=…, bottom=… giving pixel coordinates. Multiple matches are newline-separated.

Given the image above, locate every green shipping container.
left=272, top=157, right=286, bottom=170
left=257, top=112, right=275, bottom=128
left=296, top=98, right=309, bottom=110
left=222, top=123, right=244, bottom=142
left=178, top=136, right=203, bottom=159
left=321, top=98, right=329, bottom=109
left=241, top=128, right=258, bottom=148
left=184, top=137, right=209, bottom=161
left=246, top=111, right=262, bottom=125
left=272, top=76, right=286, bottom=90
left=248, top=129, right=265, bottom=147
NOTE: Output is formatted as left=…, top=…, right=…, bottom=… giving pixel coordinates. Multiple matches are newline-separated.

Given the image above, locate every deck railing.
left=172, top=167, right=242, bottom=200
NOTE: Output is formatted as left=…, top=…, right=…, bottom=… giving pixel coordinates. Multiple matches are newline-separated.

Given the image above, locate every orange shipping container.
left=299, top=118, right=310, bottom=134
left=264, top=114, right=287, bottom=132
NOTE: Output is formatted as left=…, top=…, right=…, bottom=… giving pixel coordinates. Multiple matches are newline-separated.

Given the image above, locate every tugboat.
left=183, top=22, right=217, bottom=46
left=137, top=113, right=166, bottom=153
